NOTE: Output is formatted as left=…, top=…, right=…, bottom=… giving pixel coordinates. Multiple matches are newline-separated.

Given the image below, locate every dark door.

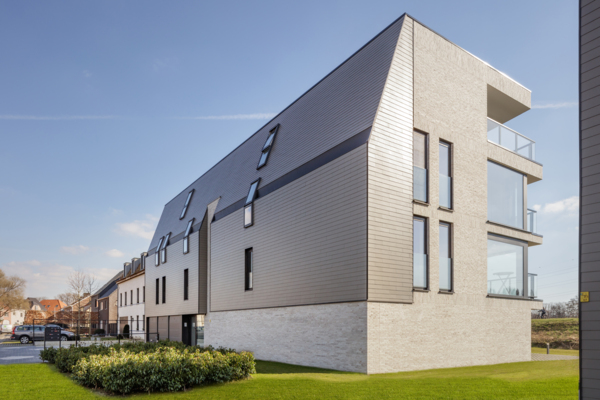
left=182, top=315, right=192, bottom=345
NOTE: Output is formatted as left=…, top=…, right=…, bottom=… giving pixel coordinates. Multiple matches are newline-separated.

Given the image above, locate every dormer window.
left=179, top=190, right=194, bottom=220
left=183, top=218, right=195, bottom=254
left=140, top=252, right=147, bottom=270
left=245, top=179, right=260, bottom=228
left=257, top=125, right=279, bottom=169
left=160, top=233, right=171, bottom=264
left=155, top=237, right=164, bottom=266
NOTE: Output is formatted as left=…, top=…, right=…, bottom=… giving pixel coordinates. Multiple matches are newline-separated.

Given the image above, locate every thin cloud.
left=60, top=245, right=90, bottom=255
left=105, top=249, right=125, bottom=258
left=115, top=215, right=158, bottom=240
left=0, top=115, right=118, bottom=120
left=177, top=113, right=276, bottom=121
left=532, top=102, right=577, bottom=109
left=533, top=196, right=579, bottom=214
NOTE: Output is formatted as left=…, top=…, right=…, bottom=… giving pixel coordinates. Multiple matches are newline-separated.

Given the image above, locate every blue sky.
left=0, top=1, right=578, bottom=302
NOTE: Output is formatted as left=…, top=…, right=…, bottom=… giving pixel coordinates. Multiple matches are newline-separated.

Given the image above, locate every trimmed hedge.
left=39, top=341, right=255, bottom=394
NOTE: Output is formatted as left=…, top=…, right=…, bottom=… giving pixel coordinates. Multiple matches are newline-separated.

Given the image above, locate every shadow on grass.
left=255, top=360, right=355, bottom=375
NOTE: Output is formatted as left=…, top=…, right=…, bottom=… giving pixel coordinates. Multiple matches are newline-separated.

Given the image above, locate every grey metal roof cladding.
left=95, top=271, right=123, bottom=299
left=149, top=15, right=406, bottom=251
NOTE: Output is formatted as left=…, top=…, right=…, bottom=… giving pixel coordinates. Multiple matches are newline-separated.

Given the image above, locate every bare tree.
left=0, top=269, right=28, bottom=311
left=66, top=271, right=98, bottom=339
left=57, top=292, right=77, bottom=306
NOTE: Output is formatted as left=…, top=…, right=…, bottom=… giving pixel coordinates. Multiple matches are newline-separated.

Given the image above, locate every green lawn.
left=2, top=359, right=577, bottom=399
left=531, top=347, right=579, bottom=356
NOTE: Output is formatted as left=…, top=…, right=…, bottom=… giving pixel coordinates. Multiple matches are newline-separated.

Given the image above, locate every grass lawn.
left=531, top=347, right=579, bottom=356
left=2, top=359, right=577, bottom=399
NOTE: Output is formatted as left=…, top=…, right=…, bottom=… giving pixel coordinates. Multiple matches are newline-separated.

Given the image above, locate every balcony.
left=487, top=118, right=536, bottom=161
left=527, top=209, right=538, bottom=234
left=528, top=273, right=538, bottom=299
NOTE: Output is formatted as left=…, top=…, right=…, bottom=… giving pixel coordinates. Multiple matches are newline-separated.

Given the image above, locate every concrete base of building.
left=205, top=297, right=537, bottom=374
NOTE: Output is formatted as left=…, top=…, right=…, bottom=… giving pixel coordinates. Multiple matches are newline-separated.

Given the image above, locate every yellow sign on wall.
left=581, top=292, right=590, bottom=303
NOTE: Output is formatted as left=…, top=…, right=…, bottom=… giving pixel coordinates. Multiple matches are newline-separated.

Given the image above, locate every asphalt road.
left=0, top=344, right=42, bottom=364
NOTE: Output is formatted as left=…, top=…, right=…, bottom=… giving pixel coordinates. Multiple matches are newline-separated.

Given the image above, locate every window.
left=142, top=315, right=145, bottom=330
left=439, top=142, right=452, bottom=209
left=160, top=233, right=171, bottom=264
left=124, top=292, right=127, bottom=306
left=95, top=300, right=98, bottom=308
left=413, top=217, right=428, bottom=289
left=257, top=124, right=279, bottom=169
left=143, top=286, right=145, bottom=302
left=130, top=290, right=133, bottom=305
left=245, top=179, right=260, bottom=228
left=162, top=276, right=166, bottom=304
left=488, top=161, right=524, bottom=229
left=487, top=235, right=526, bottom=297
left=141, top=252, right=147, bottom=270
left=120, top=293, right=123, bottom=307
left=183, top=218, right=194, bottom=254
left=136, top=316, right=139, bottom=331
left=413, top=131, right=428, bottom=202
left=155, top=237, right=164, bottom=266
left=137, top=288, right=139, bottom=303
left=245, top=248, right=253, bottom=290
left=184, top=269, right=189, bottom=300
left=180, top=189, right=194, bottom=220
left=155, top=278, right=159, bottom=305
left=439, top=222, right=452, bottom=292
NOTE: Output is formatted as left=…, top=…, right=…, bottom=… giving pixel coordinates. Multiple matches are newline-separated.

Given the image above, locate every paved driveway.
left=0, top=345, right=42, bottom=364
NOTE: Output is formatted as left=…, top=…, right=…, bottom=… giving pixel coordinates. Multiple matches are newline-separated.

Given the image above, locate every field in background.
left=2, top=359, right=578, bottom=399
left=532, top=318, right=579, bottom=350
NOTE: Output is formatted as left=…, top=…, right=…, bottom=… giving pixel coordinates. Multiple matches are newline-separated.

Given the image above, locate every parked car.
left=10, top=325, right=76, bottom=344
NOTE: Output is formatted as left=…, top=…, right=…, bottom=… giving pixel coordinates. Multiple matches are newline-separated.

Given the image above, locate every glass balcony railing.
left=413, top=254, right=427, bottom=289
left=413, top=166, right=427, bottom=202
left=527, top=209, right=538, bottom=234
left=528, top=273, right=538, bottom=299
left=439, top=175, right=452, bottom=208
left=439, top=258, right=452, bottom=291
left=487, top=118, right=536, bottom=161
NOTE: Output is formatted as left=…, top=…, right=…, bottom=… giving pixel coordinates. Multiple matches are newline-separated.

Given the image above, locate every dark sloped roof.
left=149, top=15, right=406, bottom=251
left=94, top=271, right=123, bottom=299
left=98, top=284, right=117, bottom=300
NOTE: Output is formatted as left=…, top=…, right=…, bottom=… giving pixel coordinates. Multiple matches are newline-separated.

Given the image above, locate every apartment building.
left=117, top=258, right=146, bottom=339
left=579, top=1, right=600, bottom=397
left=144, top=13, right=543, bottom=373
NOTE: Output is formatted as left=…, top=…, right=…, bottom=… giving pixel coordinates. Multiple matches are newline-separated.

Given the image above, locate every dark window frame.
left=438, top=221, right=453, bottom=293
left=245, top=248, right=253, bottom=291
left=124, top=292, right=127, bottom=306
left=143, top=286, right=145, bottom=302
left=184, top=269, right=189, bottom=300
left=120, top=293, right=122, bottom=307
left=413, top=216, right=429, bottom=290
left=244, top=179, right=260, bottom=228
left=137, top=288, right=140, bottom=303
left=160, top=233, right=171, bottom=264
left=183, top=218, right=194, bottom=254
left=155, top=278, right=159, bottom=305
left=130, top=290, right=133, bottom=305
left=439, top=140, right=453, bottom=210
left=162, top=276, right=166, bottom=304
left=179, top=189, right=194, bottom=220
left=155, top=237, right=164, bottom=266
left=257, top=124, right=279, bottom=170
left=487, top=233, right=529, bottom=298
left=413, top=130, right=429, bottom=203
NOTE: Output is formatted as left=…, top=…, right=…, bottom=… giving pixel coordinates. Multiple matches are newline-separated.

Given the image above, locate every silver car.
left=11, top=325, right=75, bottom=344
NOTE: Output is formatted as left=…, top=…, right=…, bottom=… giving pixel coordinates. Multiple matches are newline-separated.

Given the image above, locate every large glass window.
left=413, top=131, right=428, bottom=202
left=439, top=222, right=452, bottom=291
left=413, top=217, right=428, bottom=289
left=488, top=161, right=524, bottom=229
left=439, top=142, right=452, bottom=209
left=487, top=236, right=525, bottom=297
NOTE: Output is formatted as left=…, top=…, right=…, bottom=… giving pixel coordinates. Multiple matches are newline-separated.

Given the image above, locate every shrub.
left=71, top=347, right=255, bottom=394
left=93, top=329, right=105, bottom=335
left=39, top=347, right=58, bottom=364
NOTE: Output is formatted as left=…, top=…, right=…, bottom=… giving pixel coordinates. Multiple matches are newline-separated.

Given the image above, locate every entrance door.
left=182, top=315, right=192, bottom=345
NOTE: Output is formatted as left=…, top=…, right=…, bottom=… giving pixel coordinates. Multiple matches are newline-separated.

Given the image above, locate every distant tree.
left=57, top=292, right=77, bottom=307
left=66, top=271, right=98, bottom=338
left=0, top=269, right=28, bottom=311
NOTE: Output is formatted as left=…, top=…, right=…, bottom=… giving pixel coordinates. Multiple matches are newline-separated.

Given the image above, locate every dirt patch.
left=531, top=318, right=579, bottom=350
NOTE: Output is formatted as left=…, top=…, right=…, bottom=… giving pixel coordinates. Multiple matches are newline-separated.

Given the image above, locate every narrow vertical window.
left=180, top=189, right=194, bottom=220
left=413, top=131, right=428, bottom=202
left=257, top=124, right=279, bottom=169
left=160, top=233, right=171, bottom=264
left=155, top=237, right=164, bottom=266
left=137, top=288, right=139, bottom=303
left=244, top=179, right=260, bottom=228
left=130, top=290, right=133, bottom=305
left=143, top=286, right=145, bottom=302
left=413, top=217, right=428, bottom=289
left=439, top=222, right=452, bottom=292
left=125, top=292, right=127, bottom=306
left=162, top=276, right=166, bottom=304
left=183, top=219, right=194, bottom=254
left=184, top=269, right=189, bottom=300
left=120, top=293, right=123, bottom=307
left=155, top=278, right=159, bottom=305
left=136, top=316, right=139, bottom=331
left=141, top=252, right=147, bottom=270
left=245, top=248, right=253, bottom=291
left=439, top=141, right=452, bottom=209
